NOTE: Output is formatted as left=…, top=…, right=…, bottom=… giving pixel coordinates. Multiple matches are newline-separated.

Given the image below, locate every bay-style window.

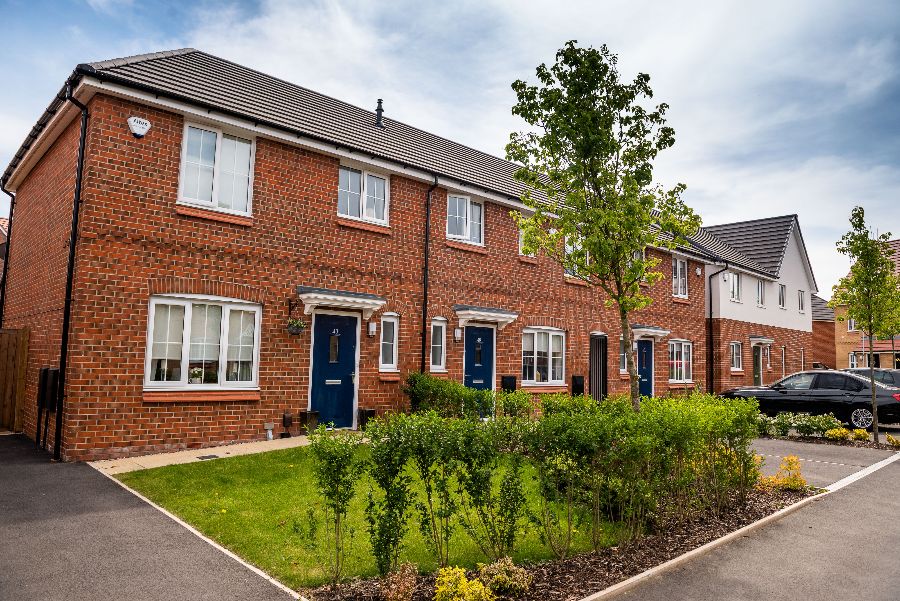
left=672, top=257, right=688, bottom=297
left=145, top=296, right=261, bottom=389
left=339, top=166, right=389, bottom=224
left=430, top=318, right=446, bottom=371
left=180, top=124, right=254, bottom=215
left=668, top=340, right=693, bottom=382
left=447, top=195, right=483, bottom=244
left=380, top=314, right=399, bottom=371
left=522, top=328, right=565, bottom=385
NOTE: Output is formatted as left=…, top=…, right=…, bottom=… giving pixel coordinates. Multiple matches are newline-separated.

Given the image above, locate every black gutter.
left=419, top=175, right=439, bottom=377
left=706, top=263, right=730, bottom=393
left=0, top=182, right=15, bottom=326
left=53, top=84, right=89, bottom=461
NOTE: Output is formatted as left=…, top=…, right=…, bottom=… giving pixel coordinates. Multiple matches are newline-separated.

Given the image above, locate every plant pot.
left=287, top=324, right=306, bottom=336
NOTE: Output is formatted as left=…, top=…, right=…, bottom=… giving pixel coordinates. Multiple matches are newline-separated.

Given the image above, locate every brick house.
left=701, top=215, right=819, bottom=391
left=0, top=49, right=818, bottom=460
left=810, top=294, right=836, bottom=368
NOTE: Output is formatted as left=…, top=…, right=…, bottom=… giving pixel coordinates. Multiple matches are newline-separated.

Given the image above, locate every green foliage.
left=434, top=567, right=496, bottom=601
left=773, top=412, right=794, bottom=437
left=365, top=413, right=414, bottom=576
left=308, top=426, right=365, bottom=583
left=477, top=557, right=532, bottom=597
left=404, top=373, right=493, bottom=419
left=494, top=389, right=533, bottom=418
left=506, top=41, right=701, bottom=407
left=768, top=412, right=842, bottom=437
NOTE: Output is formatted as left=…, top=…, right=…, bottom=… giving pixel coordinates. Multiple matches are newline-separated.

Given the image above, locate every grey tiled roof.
left=704, top=215, right=796, bottom=276
left=811, top=294, right=835, bottom=321
left=78, top=48, right=533, bottom=203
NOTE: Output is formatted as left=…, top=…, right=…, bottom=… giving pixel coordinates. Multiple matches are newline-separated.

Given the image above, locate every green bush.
left=404, top=372, right=493, bottom=419
left=773, top=412, right=794, bottom=436
left=494, top=389, right=533, bottom=418
left=477, top=557, right=532, bottom=597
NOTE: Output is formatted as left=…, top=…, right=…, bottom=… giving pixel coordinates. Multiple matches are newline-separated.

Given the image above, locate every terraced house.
left=0, top=49, right=821, bottom=460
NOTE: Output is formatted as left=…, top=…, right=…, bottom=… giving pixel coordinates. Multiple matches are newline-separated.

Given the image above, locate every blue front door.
left=311, top=313, right=358, bottom=428
left=464, top=326, right=494, bottom=390
left=637, top=339, right=653, bottom=397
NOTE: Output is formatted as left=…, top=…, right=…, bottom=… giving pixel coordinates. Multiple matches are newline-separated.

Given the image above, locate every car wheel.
left=849, top=407, right=875, bottom=430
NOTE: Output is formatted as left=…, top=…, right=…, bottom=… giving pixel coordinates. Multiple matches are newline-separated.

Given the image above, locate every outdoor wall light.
left=454, top=327, right=463, bottom=342
left=367, top=321, right=377, bottom=337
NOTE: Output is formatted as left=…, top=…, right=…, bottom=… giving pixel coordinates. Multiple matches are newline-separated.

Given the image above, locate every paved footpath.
left=615, top=448, right=900, bottom=601
left=0, top=434, right=296, bottom=601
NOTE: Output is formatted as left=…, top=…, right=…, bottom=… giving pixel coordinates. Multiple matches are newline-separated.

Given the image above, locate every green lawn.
left=118, top=445, right=616, bottom=590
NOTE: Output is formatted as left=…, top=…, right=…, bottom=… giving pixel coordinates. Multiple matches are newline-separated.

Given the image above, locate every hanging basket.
left=287, top=320, right=307, bottom=336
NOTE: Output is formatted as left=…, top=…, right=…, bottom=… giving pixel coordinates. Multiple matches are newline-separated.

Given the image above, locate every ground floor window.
left=619, top=338, right=627, bottom=372
left=730, top=341, right=742, bottom=370
left=668, top=340, right=692, bottom=382
left=380, top=314, right=399, bottom=371
left=849, top=353, right=858, bottom=368
left=522, top=328, right=565, bottom=384
left=145, top=295, right=261, bottom=389
left=430, top=318, right=446, bottom=371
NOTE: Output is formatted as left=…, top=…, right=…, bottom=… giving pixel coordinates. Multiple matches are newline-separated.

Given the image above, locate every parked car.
left=843, top=367, right=900, bottom=387
left=721, top=370, right=900, bottom=429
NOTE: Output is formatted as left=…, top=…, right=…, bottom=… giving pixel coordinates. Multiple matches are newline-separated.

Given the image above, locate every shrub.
left=383, top=562, right=418, bottom=601
left=434, top=567, right=495, bottom=601
left=308, top=426, right=365, bottom=583
left=758, top=455, right=807, bottom=491
left=852, top=428, right=870, bottom=442
left=365, top=413, right=414, bottom=576
left=887, top=434, right=900, bottom=448
left=810, top=414, right=843, bottom=436
left=477, top=557, right=532, bottom=597
left=540, top=392, right=601, bottom=416
left=793, top=413, right=817, bottom=436
left=495, top=389, right=533, bottom=418
left=824, top=427, right=851, bottom=441
left=773, top=412, right=794, bottom=436
left=756, top=413, right=776, bottom=437
left=404, top=373, right=492, bottom=419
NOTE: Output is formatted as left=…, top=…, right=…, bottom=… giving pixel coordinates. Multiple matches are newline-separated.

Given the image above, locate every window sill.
left=521, top=384, right=568, bottom=393
left=673, top=296, right=690, bottom=304
left=379, top=371, right=401, bottom=382
left=446, top=239, right=488, bottom=254
left=619, top=371, right=630, bottom=379
left=143, top=389, right=261, bottom=403
left=729, top=299, right=742, bottom=304
left=176, top=203, right=253, bottom=226
left=668, top=380, right=694, bottom=386
left=519, top=255, right=538, bottom=264
left=337, top=216, right=392, bottom=235
left=729, top=369, right=744, bottom=374
left=564, top=276, right=589, bottom=287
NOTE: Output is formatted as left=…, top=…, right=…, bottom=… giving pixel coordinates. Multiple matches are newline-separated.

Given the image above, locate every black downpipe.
left=707, top=264, right=729, bottom=394
left=0, top=182, right=15, bottom=327
left=419, top=175, right=440, bottom=377
left=53, top=86, right=89, bottom=461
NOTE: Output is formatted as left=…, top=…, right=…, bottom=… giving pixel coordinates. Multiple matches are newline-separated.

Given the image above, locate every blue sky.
left=2, top=0, right=899, bottom=297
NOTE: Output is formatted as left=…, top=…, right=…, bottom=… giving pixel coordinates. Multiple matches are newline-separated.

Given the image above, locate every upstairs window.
left=847, top=318, right=858, bottom=332
left=339, top=166, right=388, bottom=224
left=145, top=296, right=260, bottom=389
left=798, top=290, right=806, bottom=313
left=778, top=284, right=786, bottom=308
left=180, top=124, right=253, bottom=215
left=518, top=228, right=535, bottom=257
left=756, top=279, right=765, bottom=306
left=522, top=328, right=565, bottom=385
left=447, top=195, right=483, bottom=244
left=729, top=272, right=742, bottom=302
left=672, top=258, right=688, bottom=297
left=564, top=237, right=586, bottom=277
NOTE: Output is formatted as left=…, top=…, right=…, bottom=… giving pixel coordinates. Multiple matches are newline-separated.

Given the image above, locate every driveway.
left=614, top=443, right=900, bottom=601
left=0, top=434, right=295, bottom=601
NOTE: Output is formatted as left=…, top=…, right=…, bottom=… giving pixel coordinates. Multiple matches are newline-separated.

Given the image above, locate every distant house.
left=810, top=294, right=836, bottom=368
left=834, top=238, right=900, bottom=370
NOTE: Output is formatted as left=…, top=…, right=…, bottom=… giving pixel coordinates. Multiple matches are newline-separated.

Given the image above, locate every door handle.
left=351, top=372, right=356, bottom=383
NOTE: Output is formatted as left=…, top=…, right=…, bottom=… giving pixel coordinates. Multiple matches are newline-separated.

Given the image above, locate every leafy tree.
left=506, top=41, right=701, bottom=408
left=830, top=207, right=898, bottom=440
left=874, top=278, right=900, bottom=368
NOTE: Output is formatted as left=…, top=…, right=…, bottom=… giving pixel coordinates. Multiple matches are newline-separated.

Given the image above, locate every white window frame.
left=847, top=318, right=858, bottom=332
left=446, top=194, right=484, bottom=245
left=672, top=257, right=688, bottom=298
left=730, top=341, right=743, bottom=371
left=380, top=313, right=399, bottom=371
left=755, top=279, right=765, bottom=306
left=522, top=327, right=566, bottom=385
left=778, top=284, right=786, bottom=309
left=144, top=294, right=262, bottom=390
left=729, top=272, right=742, bottom=302
left=430, top=318, right=447, bottom=372
left=849, top=353, right=858, bottom=368
left=178, top=122, right=255, bottom=217
left=798, top=290, right=806, bottom=313
left=668, top=339, right=693, bottom=383
left=338, top=165, right=391, bottom=225
left=518, top=227, right=535, bottom=257
left=619, top=338, right=628, bottom=373
left=564, top=237, right=586, bottom=278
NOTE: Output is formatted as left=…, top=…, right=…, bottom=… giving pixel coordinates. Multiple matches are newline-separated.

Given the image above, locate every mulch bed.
left=761, top=434, right=898, bottom=451
left=302, top=488, right=812, bottom=601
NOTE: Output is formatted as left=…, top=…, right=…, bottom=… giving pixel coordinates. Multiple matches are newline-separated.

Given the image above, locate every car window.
left=844, top=377, right=865, bottom=392
left=778, top=373, right=816, bottom=390
left=814, top=373, right=847, bottom=390
left=876, top=371, right=894, bottom=385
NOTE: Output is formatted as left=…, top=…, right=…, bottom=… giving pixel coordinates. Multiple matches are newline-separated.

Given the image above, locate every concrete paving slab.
left=91, top=435, right=310, bottom=475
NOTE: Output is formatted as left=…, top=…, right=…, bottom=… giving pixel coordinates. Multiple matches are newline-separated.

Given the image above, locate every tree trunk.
left=619, top=309, right=640, bottom=410
left=868, top=328, right=879, bottom=442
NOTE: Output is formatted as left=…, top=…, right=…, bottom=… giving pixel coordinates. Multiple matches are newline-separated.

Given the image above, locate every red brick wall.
left=3, top=116, right=81, bottom=447
left=11, top=93, right=713, bottom=460
left=811, top=319, right=836, bottom=369
left=709, top=318, right=813, bottom=392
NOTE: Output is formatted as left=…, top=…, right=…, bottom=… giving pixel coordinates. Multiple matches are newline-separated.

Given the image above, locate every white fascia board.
left=69, top=78, right=531, bottom=213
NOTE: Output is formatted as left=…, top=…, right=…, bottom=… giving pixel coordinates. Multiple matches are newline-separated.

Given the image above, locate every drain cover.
left=197, top=454, right=220, bottom=460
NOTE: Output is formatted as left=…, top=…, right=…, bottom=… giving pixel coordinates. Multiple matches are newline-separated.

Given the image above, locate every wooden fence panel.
left=0, top=329, right=29, bottom=431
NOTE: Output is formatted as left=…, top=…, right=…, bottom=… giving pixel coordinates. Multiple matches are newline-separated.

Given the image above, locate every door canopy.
left=297, top=286, right=387, bottom=319
left=452, top=304, right=518, bottom=330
